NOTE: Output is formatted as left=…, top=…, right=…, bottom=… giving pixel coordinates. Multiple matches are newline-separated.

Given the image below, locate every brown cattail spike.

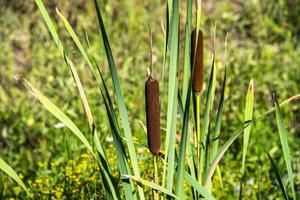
left=191, top=29, right=204, bottom=93
left=145, top=76, right=160, bottom=155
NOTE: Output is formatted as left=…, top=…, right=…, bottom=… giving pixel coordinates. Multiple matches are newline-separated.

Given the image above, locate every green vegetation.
left=1, top=0, right=299, bottom=199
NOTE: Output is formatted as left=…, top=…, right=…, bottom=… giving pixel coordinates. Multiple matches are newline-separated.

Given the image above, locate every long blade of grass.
left=56, top=8, right=99, bottom=83
left=204, top=121, right=252, bottom=188
left=257, top=93, right=300, bottom=118
left=210, top=68, right=226, bottom=162
left=101, top=89, right=136, bottom=200
left=175, top=80, right=192, bottom=198
left=93, top=1, right=144, bottom=199
left=123, top=175, right=178, bottom=199
left=267, top=153, right=289, bottom=200
left=200, top=55, right=215, bottom=182
left=162, top=0, right=180, bottom=192
left=24, top=80, right=95, bottom=157
left=0, top=158, right=29, bottom=193
left=242, top=79, right=254, bottom=173
left=182, top=0, right=192, bottom=106
left=184, top=172, right=215, bottom=200
left=97, top=63, right=136, bottom=199
left=35, top=0, right=112, bottom=182
left=273, top=94, right=296, bottom=200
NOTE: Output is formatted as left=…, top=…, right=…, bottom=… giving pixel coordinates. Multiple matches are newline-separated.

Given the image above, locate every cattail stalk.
left=145, top=76, right=161, bottom=155
left=191, top=29, right=204, bottom=93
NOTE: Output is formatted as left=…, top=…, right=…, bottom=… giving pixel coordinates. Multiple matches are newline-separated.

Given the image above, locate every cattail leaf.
left=273, top=94, right=296, bottom=200
left=184, top=172, right=215, bottom=200
left=34, top=0, right=112, bottom=186
left=56, top=8, right=100, bottom=83
left=204, top=122, right=252, bottom=188
left=182, top=0, right=192, bottom=106
left=24, top=80, right=118, bottom=199
left=0, top=158, right=29, bottom=193
left=210, top=68, right=226, bottom=163
left=101, top=89, right=136, bottom=200
left=242, top=79, right=254, bottom=173
left=93, top=1, right=144, bottom=199
left=34, top=0, right=63, bottom=53
left=200, top=55, right=215, bottom=182
left=267, top=153, right=289, bottom=200
left=257, top=93, right=300, bottom=118
left=95, top=60, right=136, bottom=199
left=175, top=77, right=192, bottom=198
left=161, top=0, right=180, bottom=192
left=123, top=175, right=178, bottom=199
left=24, top=80, right=96, bottom=159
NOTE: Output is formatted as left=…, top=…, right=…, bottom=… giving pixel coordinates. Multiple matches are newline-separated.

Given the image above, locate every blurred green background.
left=0, top=0, right=299, bottom=199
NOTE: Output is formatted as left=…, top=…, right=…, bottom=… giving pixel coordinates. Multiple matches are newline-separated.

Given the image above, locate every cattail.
left=191, top=28, right=204, bottom=93
left=145, top=76, right=160, bottom=155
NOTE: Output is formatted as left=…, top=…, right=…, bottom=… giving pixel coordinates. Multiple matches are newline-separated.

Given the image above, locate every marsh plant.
left=0, top=0, right=298, bottom=199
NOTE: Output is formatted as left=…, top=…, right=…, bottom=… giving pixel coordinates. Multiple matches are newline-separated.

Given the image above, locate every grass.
left=0, top=0, right=300, bottom=199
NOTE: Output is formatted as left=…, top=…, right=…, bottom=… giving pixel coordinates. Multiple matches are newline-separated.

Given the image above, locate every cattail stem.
left=145, top=76, right=161, bottom=155
left=152, top=156, right=159, bottom=200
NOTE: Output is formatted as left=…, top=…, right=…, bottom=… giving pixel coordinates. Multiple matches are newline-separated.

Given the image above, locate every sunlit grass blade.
left=273, top=94, right=296, bottom=200
left=24, top=80, right=118, bottom=199
left=162, top=0, right=180, bottom=192
left=123, top=175, right=178, bottom=199
left=35, top=0, right=111, bottom=180
left=242, top=79, right=254, bottom=173
left=184, top=172, right=215, bottom=200
left=204, top=121, right=252, bottom=188
left=56, top=8, right=99, bottom=83
left=24, top=79, right=95, bottom=157
left=258, top=93, right=300, bottom=118
left=0, top=158, right=29, bottom=193
left=267, top=153, right=289, bottom=200
left=93, top=1, right=144, bottom=198
left=35, top=0, right=63, bottom=54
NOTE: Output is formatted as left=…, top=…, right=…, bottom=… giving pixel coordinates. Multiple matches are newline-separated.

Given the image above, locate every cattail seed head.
left=145, top=76, right=160, bottom=155
left=191, top=29, right=204, bottom=93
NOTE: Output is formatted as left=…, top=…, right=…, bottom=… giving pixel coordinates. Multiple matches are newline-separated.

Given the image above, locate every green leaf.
left=242, top=79, right=254, bottom=173
left=163, top=0, right=180, bottom=192
left=98, top=66, right=136, bottom=200
left=204, top=122, right=252, bottom=188
left=267, top=153, right=289, bottom=200
left=24, top=80, right=95, bottom=157
left=274, top=94, right=296, bottom=200
left=184, top=172, right=215, bottom=200
left=34, top=1, right=114, bottom=196
left=56, top=8, right=99, bottom=83
left=175, top=78, right=192, bottom=198
left=123, top=175, right=178, bottom=199
left=0, top=158, right=29, bottom=193
left=210, top=68, right=226, bottom=162
left=182, top=0, right=192, bottom=106
left=93, top=1, right=144, bottom=199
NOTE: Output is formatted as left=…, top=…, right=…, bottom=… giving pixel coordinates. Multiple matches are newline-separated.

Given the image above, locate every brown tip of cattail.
left=145, top=76, right=160, bottom=155
left=191, top=28, right=204, bottom=93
